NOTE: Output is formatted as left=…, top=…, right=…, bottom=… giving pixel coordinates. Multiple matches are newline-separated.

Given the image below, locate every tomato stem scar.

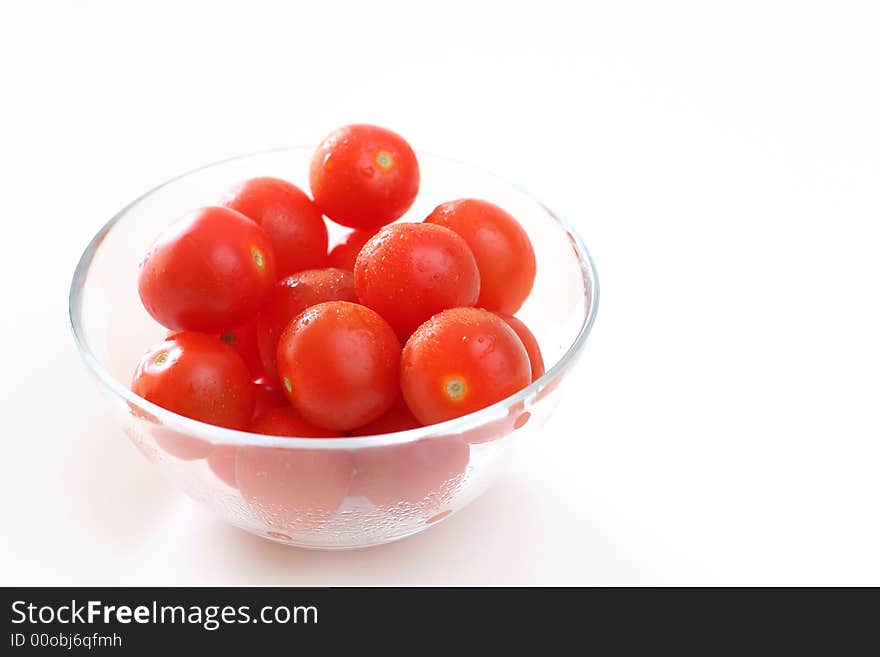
left=375, top=150, right=393, bottom=170
left=444, top=377, right=467, bottom=401
left=251, top=246, right=265, bottom=269
left=283, top=376, right=293, bottom=393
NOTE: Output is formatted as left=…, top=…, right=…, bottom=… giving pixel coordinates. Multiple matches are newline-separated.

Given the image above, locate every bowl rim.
left=69, top=146, right=600, bottom=450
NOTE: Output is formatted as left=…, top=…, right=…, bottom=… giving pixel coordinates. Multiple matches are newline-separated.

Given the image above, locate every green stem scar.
left=251, top=246, right=265, bottom=269
left=153, top=351, right=169, bottom=366
left=375, top=150, right=393, bottom=170
left=444, top=377, right=467, bottom=401
left=283, top=376, right=293, bottom=393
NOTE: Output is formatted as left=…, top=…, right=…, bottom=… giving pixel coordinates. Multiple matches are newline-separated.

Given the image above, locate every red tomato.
left=354, top=223, right=480, bottom=339
left=207, top=445, right=237, bottom=487
left=460, top=400, right=527, bottom=445
left=219, top=319, right=263, bottom=377
left=169, top=323, right=265, bottom=379
left=221, top=177, right=328, bottom=278
left=255, top=268, right=357, bottom=379
left=138, top=206, right=276, bottom=332
left=250, top=406, right=342, bottom=437
left=309, top=124, right=419, bottom=229
left=349, top=396, right=422, bottom=436
left=237, top=408, right=352, bottom=531
left=276, top=301, right=401, bottom=431
left=351, top=437, right=469, bottom=507
left=425, top=199, right=535, bottom=314
left=400, top=308, right=531, bottom=425
left=131, top=332, right=255, bottom=429
left=126, top=403, right=212, bottom=461
left=150, top=429, right=211, bottom=460
left=327, top=228, right=378, bottom=271
left=251, top=375, right=287, bottom=420
left=496, top=314, right=545, bottom=381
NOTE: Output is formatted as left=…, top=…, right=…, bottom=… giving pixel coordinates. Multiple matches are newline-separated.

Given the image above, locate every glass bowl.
left=69, top=147, right=599, bottom=549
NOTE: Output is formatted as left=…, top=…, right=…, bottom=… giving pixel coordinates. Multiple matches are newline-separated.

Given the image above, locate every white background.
left=1, top=0, right=878, bottom=585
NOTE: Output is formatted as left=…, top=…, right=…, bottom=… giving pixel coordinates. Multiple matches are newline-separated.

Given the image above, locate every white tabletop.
left=2, top=0, right=879, bottom=586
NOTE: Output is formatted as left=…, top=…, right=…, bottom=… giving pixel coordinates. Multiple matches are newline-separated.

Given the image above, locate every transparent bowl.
left=69, top=147, right=599, bottom=549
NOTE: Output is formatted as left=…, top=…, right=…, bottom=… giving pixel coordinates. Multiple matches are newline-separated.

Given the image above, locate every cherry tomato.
left=351, top=437, right=469, bottom=507
left=131, top=332, right=255, bottom=429
left=496, top=314, right=545, bottom=381
left=425, top=199, right=535, bottom=314
left=276, top=301, right=401, bottom=431
left=400, top=308, right=531, bottom=425
left=138, top=206, right=276, bottom=332
left=309, top=124, right=419, bottom=229
left=460, top=400, right=527, bottom=445
left=126, top=403, right=212, bottom=461
left=354, top=223, right=480, bottom=339
left=150, top=428, right=212, bottom=461
left=219, top=319, right=263, bottom=377
left=251, top=375, right=287, bottom=420
left=169, top=324, right=265, bottom=380
left=237, top=407, right=352, bottom=531
left=249, top=406, right=342, bottom=437
left=221, top=177, right=328, bottom=278
left=255, top=268, right=357, bottom=379
left=349, top=396, right=422, bottom=436
left=327, top=228, right=377, bottom=271
left=207, top=445, right=237, bottom=487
